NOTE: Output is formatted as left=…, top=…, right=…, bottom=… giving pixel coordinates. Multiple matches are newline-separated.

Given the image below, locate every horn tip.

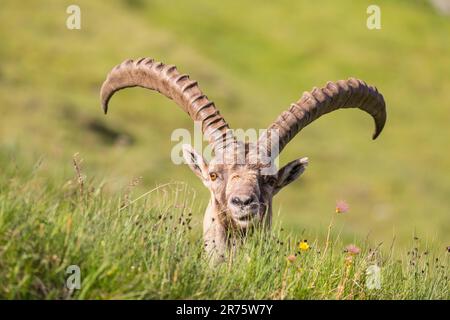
left=372, top=130, right=381, bottom=140
left=101, top=102, right=109, bottom=114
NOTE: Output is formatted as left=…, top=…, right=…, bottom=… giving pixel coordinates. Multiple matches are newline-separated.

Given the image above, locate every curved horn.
left=100, top=58, right=233, bottom=148
left=262, top=78, right=386, bottom=155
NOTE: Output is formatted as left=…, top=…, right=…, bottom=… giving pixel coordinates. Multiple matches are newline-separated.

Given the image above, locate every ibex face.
left=100, top=57, right=387, bottom=263
left=182, top=142, right=308, bottom=230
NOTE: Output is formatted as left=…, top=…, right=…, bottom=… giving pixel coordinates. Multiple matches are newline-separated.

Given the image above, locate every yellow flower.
left=299, top=240, right=310, bottom=251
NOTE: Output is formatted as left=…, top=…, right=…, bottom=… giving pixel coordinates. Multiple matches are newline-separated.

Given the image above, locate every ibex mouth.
left=231, top=203, right=260, bottom=225
left=236, top=211, right=256, bottom=221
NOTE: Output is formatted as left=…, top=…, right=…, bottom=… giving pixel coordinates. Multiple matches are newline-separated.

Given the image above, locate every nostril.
left=242, top=195, right=255, bottom=206
left=231, top=197, right=242, bottom=206
left=231, top=195, right=256, bottom=207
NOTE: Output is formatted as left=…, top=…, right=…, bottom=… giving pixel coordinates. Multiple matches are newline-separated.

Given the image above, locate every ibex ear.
left=274, top=157, right=308, bottom=194
left=182, top=144, right=208, bottom=182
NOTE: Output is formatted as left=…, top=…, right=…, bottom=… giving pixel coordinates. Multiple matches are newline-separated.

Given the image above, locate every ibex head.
left=181, top=141, right=309, bottom=230
left=100, top=58, right=386, bottom=262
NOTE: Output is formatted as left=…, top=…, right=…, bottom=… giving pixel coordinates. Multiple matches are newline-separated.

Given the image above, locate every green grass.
left=0, top=0, right=449, bottom=299
left=0, top=152, right=448, bottom=299
left=1, top=0, right=449, bottom=248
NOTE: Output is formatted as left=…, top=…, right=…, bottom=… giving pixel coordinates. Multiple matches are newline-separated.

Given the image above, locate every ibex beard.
left=100, top=57, right=387, bottom=264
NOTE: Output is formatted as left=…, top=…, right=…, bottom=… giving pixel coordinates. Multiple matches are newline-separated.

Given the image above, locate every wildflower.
left=335, top=200, right=349, bottom=213
left=345, top=244, right=361, bottom=255
left=287, top=254, right=296, bottom=263
left=299, top=240, right=310, bottom=251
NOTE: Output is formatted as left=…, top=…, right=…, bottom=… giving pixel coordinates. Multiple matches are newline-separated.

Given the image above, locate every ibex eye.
left=209, top=172, right=218, bottom=181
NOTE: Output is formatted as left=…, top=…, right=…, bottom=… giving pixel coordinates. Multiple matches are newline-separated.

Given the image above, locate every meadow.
left=0, top=0, right=449, bottom=299
left=0, top=154, right=448, bottom=299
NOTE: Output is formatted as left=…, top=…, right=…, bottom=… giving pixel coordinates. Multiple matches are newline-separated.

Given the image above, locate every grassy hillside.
left=0, top=155, right=447, bottom=299
left=0, top=0, right=449, bottom=298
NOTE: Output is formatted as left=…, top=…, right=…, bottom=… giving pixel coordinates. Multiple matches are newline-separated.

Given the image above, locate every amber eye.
left=209, top=172, right=218, bottom=181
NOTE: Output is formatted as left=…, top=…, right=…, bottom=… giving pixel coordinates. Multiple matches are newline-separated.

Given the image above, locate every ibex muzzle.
left=100, top=58, right=387, bottom=264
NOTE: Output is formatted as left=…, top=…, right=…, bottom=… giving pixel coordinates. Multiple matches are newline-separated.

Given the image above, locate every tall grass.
left=0, top=153, right=448, bottom=299
left=1, top=0, right=449, bottom=249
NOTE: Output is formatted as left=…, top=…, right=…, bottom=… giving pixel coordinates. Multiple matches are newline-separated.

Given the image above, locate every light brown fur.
left=182, top=143, right=308, bottom=264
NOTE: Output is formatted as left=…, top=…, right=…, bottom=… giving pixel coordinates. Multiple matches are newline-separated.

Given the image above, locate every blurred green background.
left=0, top=0, right=449, bottom=248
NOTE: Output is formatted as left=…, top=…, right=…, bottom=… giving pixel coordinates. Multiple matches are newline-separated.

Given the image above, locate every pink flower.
left=335, top=200, right=349, bottom=214
left=345, top=244, right=361, bottom=255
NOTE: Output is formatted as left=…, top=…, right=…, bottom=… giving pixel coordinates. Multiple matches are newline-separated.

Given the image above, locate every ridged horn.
left=262, top=78, right=387, bottom=155
left=100, top=58, right=233, bottom=148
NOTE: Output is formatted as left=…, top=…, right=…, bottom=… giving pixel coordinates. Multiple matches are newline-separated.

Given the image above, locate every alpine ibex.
left=100, top=58, right=386, bottom=263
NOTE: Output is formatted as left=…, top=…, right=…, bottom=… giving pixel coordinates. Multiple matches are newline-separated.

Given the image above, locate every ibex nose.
left=231, top=195, right=256, bottom=207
